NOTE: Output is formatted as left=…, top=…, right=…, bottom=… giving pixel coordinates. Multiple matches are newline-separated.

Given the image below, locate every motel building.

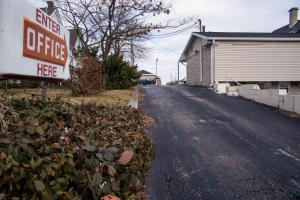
left=179, top=8, right=300, bottom=95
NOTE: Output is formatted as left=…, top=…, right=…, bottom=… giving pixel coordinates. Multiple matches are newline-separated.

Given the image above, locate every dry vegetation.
left=0, top=88, right=133, bottom=107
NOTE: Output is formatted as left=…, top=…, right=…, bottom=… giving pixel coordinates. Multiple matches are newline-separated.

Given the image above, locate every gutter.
left=206, top=37, right=300, bottom=41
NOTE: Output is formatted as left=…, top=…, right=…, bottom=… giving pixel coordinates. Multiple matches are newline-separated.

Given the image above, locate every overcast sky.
left=137, top=0, right=300, bottom=84
left=30, top=0, right=300, bottom=84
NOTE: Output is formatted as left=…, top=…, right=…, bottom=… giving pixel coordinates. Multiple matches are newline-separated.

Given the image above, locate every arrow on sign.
left=23, top=17, right=69, bottom=70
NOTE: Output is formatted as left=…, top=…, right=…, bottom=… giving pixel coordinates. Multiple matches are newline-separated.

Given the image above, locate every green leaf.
left=107, top=165, right=117, bottom=177
left=84, top=145, right=96, bottom=152
left=95, top=153, right=104, bottom=161
left=91, top=172, right=102, bottom=185
left=103, top=151, right=114, bottom=161
left=110, top=178, right=120, bottom=192
left=67, top=158, right=76, bottom=167
left=34, top=180, right=46, bottom=192
left=30, top=158, right=37, bottom=170
left=35, top=126, right=45, bottom=135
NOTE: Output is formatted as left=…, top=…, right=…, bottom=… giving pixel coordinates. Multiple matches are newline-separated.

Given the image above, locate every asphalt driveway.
left=139, top=86, right=300, bottom=200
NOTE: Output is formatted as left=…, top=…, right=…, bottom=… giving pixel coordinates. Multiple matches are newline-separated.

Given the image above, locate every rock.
left=118, top=150, right=134, bottom=165
left=101, top=195, right=121, bottom=200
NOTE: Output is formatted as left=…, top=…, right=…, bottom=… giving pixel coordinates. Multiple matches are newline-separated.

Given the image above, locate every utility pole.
left=130, top=39, right=134, bottom=66
left=156, top=58, right=158, bottom=76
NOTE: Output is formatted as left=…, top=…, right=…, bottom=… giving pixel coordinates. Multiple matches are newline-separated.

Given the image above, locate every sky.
left=137, top=0, right=300, bottom=84
left=29, top=0, right=300, bottom=84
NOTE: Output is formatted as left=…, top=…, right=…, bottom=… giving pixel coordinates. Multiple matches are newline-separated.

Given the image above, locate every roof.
left=193, top=32, right=300, bottom=38
left=40, top=1, right=56, bottom=16
left=273, top=21, right=300, bottom=33
left=179, top=32, right=300, bottom=62
left=139, top=70, right=154, bottom=75
left=40, top=6, right=56, bottom=16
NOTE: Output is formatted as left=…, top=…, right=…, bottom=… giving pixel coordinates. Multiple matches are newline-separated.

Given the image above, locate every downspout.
left=210, top=39, right=216, bottom=88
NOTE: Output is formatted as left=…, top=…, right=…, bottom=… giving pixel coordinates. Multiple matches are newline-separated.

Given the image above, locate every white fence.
left=238, top=85, right=300, bottom=115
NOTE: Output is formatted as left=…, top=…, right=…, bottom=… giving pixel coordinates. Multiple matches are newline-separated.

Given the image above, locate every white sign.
left=0, top=0, right=70, bottom=80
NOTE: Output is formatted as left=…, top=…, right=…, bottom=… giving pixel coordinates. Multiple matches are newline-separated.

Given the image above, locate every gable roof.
left=40, top=6, right=56, bottom=16
left=139, top=70, right=154, bottom=75
left=179, top=32, right=300, bottom=62
left=194, top=32, right=300, bottom=38
left=273, top=21, right=300, bottom=33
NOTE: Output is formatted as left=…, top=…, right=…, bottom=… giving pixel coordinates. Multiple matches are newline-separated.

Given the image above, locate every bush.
left=105, top=55, right=140, bottom=90
left=70, top=49, right=105, bottom=96
left=0, top=97, right=152, bottom=199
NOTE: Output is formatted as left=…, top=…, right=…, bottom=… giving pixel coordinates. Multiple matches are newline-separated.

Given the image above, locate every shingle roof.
left=273, top=21, right=300, bottom=33
left=139, top=70, right=154, bottom=75
left=40, top=6, right=56, bottom=16
left=194, top=32, right=300, bottom=38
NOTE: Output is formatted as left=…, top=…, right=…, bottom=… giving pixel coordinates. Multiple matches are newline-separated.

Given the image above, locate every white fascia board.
left=179, top=34, right=193, bottom=62
left=179, top=33, right=210, bottom=62
left=213, top=37, right=300, bottom=41
left=199, top=35, right=300, bottom=42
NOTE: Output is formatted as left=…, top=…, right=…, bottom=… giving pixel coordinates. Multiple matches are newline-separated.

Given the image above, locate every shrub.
left=70, top=49, right=105, bottom=96
left=0, top=97, right=152, bottom=199
left=105, top=55, right=140, bottom=90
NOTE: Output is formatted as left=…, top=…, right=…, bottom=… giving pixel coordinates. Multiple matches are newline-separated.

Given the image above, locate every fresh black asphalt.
left=139, top=86, right=300, bottom=200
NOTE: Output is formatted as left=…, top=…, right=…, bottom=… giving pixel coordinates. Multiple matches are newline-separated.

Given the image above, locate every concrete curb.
left=128, top=86, right=138, bottom=109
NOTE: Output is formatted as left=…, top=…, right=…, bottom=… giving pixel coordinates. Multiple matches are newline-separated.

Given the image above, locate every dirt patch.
left=0, top=88, right=133, bottom=107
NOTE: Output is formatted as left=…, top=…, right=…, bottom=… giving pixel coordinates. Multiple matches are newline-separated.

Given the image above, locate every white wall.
left=238, top=85, right=300, bottom=115
left=215, top=41, right=300, bottom=82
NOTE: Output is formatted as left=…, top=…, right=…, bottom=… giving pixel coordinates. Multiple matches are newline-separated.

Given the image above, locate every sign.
left=0, top=0, right=70, bottom=80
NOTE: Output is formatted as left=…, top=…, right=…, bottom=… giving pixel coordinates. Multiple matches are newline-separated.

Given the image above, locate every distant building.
left=139, top=70, right=161, bottom=85
left=40, top=1, right=63, bottom=25
left=68, top=29, right=82, bottom=66
left=41, top=1, right=82, bottom=67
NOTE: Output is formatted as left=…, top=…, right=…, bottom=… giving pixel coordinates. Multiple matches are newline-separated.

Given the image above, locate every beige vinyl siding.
left=214, top=41, right=300, bottom=82
left=187, top=39, right=202, bottom=85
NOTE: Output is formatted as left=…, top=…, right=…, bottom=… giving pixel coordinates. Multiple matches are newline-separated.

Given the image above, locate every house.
left=273, top=7, right=300, bottom=33
left=179, top=8, right=300, bottom=94
left=68, top=29, right=82, bottom=66
left=41, top=1, right=82, bottom=67
left=139, top=70, right=161, bottom=85
left=40, top=1, right=63, bottom=25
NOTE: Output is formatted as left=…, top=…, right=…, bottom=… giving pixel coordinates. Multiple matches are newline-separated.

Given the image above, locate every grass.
left=0, top=88, right=134, bottom=107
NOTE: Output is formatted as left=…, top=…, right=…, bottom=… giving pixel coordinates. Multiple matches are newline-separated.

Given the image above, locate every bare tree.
left=55, top=0, right=192, bottom=60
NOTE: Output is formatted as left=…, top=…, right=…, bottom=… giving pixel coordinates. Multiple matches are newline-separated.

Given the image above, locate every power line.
left=149, top=24, right=198, bottom=39
left=148, top=40, right=181, bottom=56
left=149, top=26, right=197, bottom=38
